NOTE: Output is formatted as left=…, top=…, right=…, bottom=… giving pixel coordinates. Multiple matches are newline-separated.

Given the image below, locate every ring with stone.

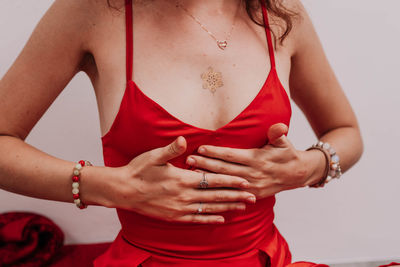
left=199, top=172, right=209, bottom=189
left=197, top=202, right=203, bottom=214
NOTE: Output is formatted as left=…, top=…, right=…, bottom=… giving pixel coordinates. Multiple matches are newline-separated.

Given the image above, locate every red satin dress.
left=94, top=0, right=328, bottom=266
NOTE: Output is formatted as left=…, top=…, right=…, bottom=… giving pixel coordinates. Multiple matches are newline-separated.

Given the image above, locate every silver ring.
left=199, top=172, right=209, bottom=189
left=197, top=202, right=203, bottom=214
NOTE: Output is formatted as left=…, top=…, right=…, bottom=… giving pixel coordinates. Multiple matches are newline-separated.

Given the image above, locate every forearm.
left=304, top=125, right=363, bottom=186
left=0, top=135, right=116, bottom=207
left=319, top=126, right=363, bottom=173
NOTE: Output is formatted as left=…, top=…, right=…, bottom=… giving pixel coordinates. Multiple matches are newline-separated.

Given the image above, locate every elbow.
left=355, top=126, right=364, bottom=165
left=347, top=124, right=364, bottom=169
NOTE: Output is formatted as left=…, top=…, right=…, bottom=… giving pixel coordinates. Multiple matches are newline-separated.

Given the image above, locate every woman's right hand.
left=107, top=136, right=256, bottom=224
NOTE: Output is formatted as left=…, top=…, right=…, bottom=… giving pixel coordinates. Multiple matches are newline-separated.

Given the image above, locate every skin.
left=0, top=0, right=363, bottom=224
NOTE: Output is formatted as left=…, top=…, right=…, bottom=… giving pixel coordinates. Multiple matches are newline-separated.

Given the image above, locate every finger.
left=152, top=136, right=187, bottom=165
left=190, top=189, right=256, bottom=204
left=188, top=170, right=250, bottom=189
left=177, top=214, right=225, bottom=224
left=196, top=145, right=253, bottom=165
left=185, top=202, right=246, bottom=214
left=267, top=123, right=289, bottom=147
left=187, top=155, right=251, bottom=177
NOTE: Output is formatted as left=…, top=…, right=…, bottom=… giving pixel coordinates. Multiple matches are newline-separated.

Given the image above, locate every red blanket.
left=0, top=212, right=64, bottom=266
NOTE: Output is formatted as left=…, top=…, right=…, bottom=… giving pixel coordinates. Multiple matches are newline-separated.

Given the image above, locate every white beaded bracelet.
left=71, top=160, right=92, bottom=209
left=318, top=141, right=342, bottom=180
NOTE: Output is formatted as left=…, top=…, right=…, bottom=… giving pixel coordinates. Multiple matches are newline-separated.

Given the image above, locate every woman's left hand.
left=186, top=123, right=324, bottom=199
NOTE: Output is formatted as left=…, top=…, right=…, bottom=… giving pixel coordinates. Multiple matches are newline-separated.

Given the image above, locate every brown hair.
left=107, top=0, right=298, bottom=44
left=245, top=0, right=298, bottom=44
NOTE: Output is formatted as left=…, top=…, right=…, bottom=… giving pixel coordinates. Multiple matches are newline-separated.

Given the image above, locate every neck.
left=176, top=0, right=242, bottom=16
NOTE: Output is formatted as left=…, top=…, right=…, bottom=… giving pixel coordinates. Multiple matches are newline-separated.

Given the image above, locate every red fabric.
left=378, top=263, right=400, bottom=267
left=0, top=212, right=64, bottom=266
left=286, top=263, right=329, bottom=267
left=97, top=0, right=326, bottom=266
left=49, top=243, right=110, bottom=267
left=45, top=242, right=327, bottom=267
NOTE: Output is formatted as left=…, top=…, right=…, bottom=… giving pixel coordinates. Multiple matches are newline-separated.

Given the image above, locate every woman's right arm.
left=0, top=0, right=114, bottom=206
left=0, top=0, right=255, bottom=223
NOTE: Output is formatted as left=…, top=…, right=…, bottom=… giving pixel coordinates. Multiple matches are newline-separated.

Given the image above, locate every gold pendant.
left=201, top=67, right=224, bottom=94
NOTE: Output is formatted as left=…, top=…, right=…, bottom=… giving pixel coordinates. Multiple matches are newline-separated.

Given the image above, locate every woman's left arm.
left=287, top=0, right=363, bottom=179
left=185, top=1, right=363, bottom=198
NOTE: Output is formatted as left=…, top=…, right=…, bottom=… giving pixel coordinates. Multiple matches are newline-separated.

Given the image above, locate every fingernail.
left=247, top=196, right=256, bottom=203
left=186, top=157, right=195, bottom=165
left=198, top=147, right=205, bottom=153
left=237, top=204, right=246, bottom=210
left=241, top=182, right=250, bottom=188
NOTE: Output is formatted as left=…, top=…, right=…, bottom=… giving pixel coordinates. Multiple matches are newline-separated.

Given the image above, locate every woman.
left=0, top=0, right=363, bottom=266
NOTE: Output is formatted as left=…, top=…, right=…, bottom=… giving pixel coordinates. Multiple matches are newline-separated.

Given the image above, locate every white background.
left=0, top=0, right=399, bottom=264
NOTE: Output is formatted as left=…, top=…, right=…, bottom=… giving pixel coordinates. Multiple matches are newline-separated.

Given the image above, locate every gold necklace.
left=175, top=1, right=240, bottom=50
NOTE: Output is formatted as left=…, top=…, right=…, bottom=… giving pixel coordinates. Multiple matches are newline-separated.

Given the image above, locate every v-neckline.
left=130, top=66, right=277, bottom=134
left=102, top=0, right=283, bottom=138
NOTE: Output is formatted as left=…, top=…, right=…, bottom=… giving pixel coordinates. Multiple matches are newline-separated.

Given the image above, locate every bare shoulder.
left=44, top=0, right=95, bottom=38
left=39, top=0, right=121, bottom=51
left=279, top=0, right=320, bottom=57
left=0, top=0, right=109, bottom=139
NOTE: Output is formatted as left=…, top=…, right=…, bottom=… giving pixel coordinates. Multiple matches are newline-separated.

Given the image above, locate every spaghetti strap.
left=125, top=0, right=133, bottom=82
left=259, top=0, right=276, bottom=69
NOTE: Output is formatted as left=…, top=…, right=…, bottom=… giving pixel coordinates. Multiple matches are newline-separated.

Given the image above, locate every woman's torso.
left=80, top=0, right=293, bottom=137
left=82, top=1, right=294, bottom=266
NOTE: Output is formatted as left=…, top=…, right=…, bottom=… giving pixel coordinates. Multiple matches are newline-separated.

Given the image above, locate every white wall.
left=0, top=0, right=399, bottom=264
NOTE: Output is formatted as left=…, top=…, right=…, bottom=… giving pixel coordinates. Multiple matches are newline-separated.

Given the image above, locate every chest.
left=85, top=4, right=292, bottom=137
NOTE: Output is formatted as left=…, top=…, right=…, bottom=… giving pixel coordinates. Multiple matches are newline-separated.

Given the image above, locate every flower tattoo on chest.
left=201, top=67, right=224, bottom=94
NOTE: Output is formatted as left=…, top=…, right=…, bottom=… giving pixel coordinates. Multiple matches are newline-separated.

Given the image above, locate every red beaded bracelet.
left=71, top=160, right=92, bottom=209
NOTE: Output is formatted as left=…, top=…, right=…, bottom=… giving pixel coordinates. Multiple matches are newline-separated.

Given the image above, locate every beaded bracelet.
left=306, top=141, right=342, bottom=188
left=71, top=160, right=92, bottom=209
